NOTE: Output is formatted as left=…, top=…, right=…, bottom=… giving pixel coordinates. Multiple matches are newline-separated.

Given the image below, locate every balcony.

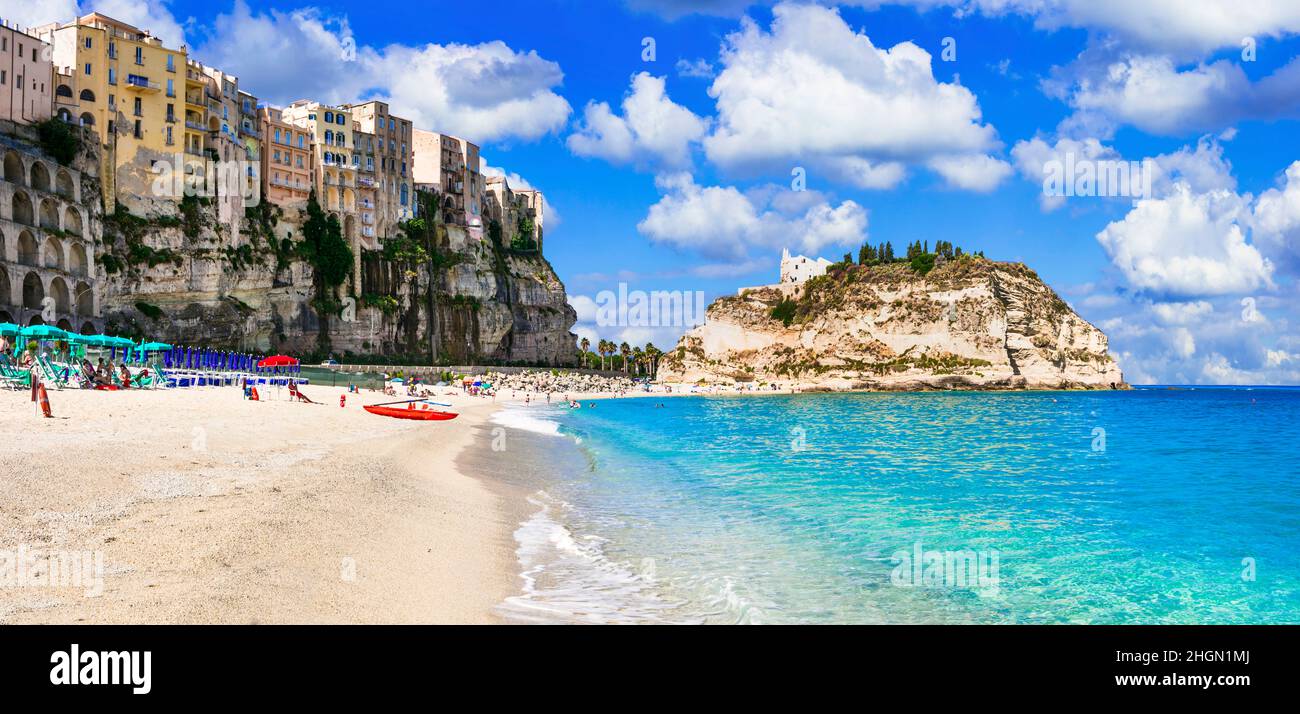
left=125, top=75, right=160, bottom=92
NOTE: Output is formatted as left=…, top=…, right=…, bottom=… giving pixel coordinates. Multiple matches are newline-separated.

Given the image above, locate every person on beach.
left=119, top=362, right=132, bottom=389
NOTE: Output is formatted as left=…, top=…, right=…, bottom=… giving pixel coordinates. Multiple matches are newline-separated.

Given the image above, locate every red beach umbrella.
left=257, top=355, right=299, bottom=368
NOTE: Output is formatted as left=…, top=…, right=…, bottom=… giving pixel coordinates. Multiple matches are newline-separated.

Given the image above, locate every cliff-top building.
left=1, top=22, right=54, bottom=125
left=413, top=129, right=481, bottom=233
left=281, top=100, right=358, bottom=235
left=36, top=13, right=189, bottom=210
left=343, top=100, right=412, bottom=240
left=258, top=105, right=313, bottom=213
left=780, top=248, right=832, bottom=285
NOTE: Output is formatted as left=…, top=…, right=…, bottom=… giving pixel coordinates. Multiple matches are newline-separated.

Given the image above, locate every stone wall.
left=0, top=119, right=104, bottom=333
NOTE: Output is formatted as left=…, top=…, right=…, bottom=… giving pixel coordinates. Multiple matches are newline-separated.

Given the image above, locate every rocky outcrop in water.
left=658, top=256, right=1125, bottom=390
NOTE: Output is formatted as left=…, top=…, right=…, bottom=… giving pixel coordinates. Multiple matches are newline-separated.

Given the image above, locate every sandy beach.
left=0, top=381, right=527, bottom=624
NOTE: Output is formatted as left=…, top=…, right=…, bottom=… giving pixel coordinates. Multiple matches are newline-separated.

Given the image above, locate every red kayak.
left=363, top=404, right=458, bottom=421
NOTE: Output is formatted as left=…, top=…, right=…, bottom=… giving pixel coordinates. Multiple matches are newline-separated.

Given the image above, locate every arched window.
left=79, top=112, right=95, bottom=126
left=324, top=111, right=333, bottom=123
left=56, top=85, right=73, bottom=98
left=79, top=89, right=96, bottom=102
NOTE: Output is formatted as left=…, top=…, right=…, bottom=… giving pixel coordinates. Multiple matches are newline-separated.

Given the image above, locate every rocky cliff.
left=659, top=256, right=1125, bottom=390
left=96, top=191, right=577, bottom=365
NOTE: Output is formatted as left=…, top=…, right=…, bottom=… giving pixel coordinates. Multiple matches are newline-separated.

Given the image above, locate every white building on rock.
left=779, top=248, right=832, bottom=285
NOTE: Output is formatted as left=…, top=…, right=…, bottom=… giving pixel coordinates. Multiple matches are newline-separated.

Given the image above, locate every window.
left=337, top=114, right=345, bottom=125
left=324, top=111, right=333, bottom=122
left=166, top=79, right=174, bottom=97
left=167, top=55, right=175, bottom=72
left=133, top=120, right=143, bottom=139
left=325, top=130, right=333, bottom=144
left=273, top=150, right=280, bottom=162
left=84, top=63, right=92, bottom=76
left=274, top=128, right=281, bottom=143
left=0, top=70, right=4, bottom=85
left=165, top=126, right=173, bottom=145
left=85, top=37, right=93, bottom=49
left=298, top=135, right=304, bottom=148
left=135, top=47, right=143, bottom=64
left=133, top=97, right=142, bottom=117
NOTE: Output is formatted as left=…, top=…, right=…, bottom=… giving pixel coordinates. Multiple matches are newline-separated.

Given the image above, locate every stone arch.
left=30, top=162, right=51, bottom=192
left=80, top=321, right=96, bottom=334
left=56, top=169, right=75, bottom=199
left=344, top=213, right=356, bottom=241
left=56, top=318, right=74, bottom=331
left=79, top=89, right=95, bottom=102
left=56, top=84, right=73, bottom=99
left=56, top=108, right=72, bottom=122
left=79, top=112, right=94, bottom=126
left=11, top=190, right=34, bottom=225
left=17, top=230, right=38, bottom=266
left=3, top=150, right=22, bottom=184
left=22, top=272, right=43, bottom=310
left=39, top=197, right=59, bottom=230
left=75, top=281, right=93, bottom=315
left=64, top=206, right=82, bottom=236
left=0, top=310, right=12, bottom=323
left=49, top=276, right=71, bottom=314
left=0, top=269, right=9, bottom=308
left=43, top=235, right=65, bottom=271
left=70, top=243, right=88, bottom=277
left=26, top=314, right=43, bottom=326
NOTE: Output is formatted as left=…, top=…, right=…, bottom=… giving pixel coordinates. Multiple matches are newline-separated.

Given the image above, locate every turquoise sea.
left=492, top=388, right=1300, bottom=624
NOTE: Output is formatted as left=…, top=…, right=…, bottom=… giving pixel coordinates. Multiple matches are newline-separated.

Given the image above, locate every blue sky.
left=10, top=0, right=1300, bottom=384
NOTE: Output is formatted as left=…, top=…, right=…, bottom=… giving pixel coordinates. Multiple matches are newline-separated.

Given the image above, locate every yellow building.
left=36, top=13, right=189, bottom=210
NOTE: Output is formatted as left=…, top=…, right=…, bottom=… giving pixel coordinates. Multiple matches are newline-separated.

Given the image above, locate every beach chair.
left=36, top=356, right=68, bottom=390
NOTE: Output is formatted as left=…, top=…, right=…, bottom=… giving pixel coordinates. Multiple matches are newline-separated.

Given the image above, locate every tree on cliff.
left=300, top=191, right=353, bottom=294
left=299, top=190, right=354, bottom=350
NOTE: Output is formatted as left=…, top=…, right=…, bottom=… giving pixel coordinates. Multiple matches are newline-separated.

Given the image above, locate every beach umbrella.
left=0, top=322, right=21, bottom=337
left=20, top=325, right=69, bottom=341
left=258, top=355, right=298, bottom=368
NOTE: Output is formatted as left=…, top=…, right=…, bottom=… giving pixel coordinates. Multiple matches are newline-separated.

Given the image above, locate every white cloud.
left=636, top=1, right=1300, bottom=57
left=1096, top=184, right=1273, bottom=298
left=701, top=3, right=1005, bottom=190
left=3, top=0, right=186, bottom=45
left=1151, top=300, right=1213, bottom=326
left=927, top=154, right=1013, bottom=192
left=675, top=58, right=715, bottom=79
left=195, top=1, right=570, bottom=144
left=1253, top=161, right=1300, bottom=269
left=638, top=173, right=868, bottom=261
left=567, top=72, right=708, bottom=170
left=1046, top=52, right=1300, bottom=137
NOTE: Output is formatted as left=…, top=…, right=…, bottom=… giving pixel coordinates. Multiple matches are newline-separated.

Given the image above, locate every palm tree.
left=619, top=342, right=631, bottom=375
left=631, top=346, right=644, bottom=376
left=598, top=339, right=610, bottom=371
left=644, top=342, right=660, bottom=377
left=579, top=337, right=590, bottom=367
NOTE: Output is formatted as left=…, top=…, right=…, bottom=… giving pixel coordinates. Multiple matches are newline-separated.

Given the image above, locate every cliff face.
left=659, top=257, right=1125, bottom=390
left=97, top=195, right=577, bottom=364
